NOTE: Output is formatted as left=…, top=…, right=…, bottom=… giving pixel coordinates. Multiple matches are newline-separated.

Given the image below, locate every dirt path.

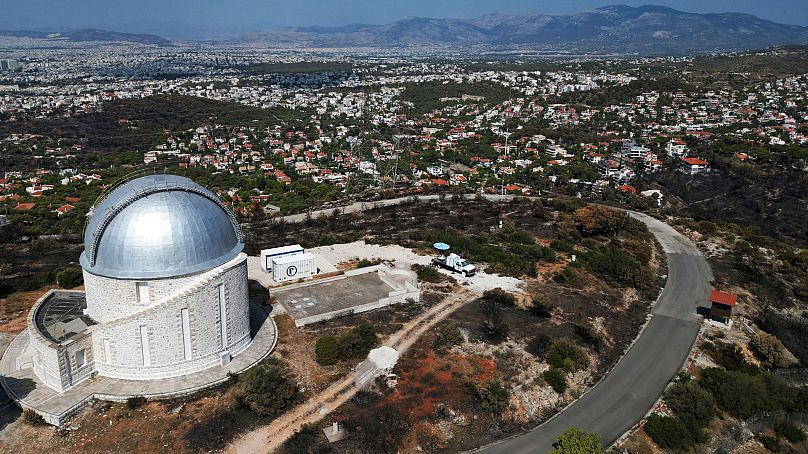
left=227, top=287, right=476, bottom=454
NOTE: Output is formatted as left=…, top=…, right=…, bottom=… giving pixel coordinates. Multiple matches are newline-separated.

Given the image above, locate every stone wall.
left=28, top=291, right=96, bottom=392
left=30, top=330, right=64, bottom=392
left=83, top=269, right=199, bottom=323
left=90, top=254, right=251, bottom=380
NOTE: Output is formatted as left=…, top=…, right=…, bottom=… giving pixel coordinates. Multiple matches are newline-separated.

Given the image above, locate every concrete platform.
left=0, top=303, right=277, bottom=426
left=272, top=264, right=420, bottom=327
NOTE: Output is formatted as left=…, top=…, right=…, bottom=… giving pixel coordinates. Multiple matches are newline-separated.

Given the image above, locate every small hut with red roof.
left=708, top=290, right=737, bottom=324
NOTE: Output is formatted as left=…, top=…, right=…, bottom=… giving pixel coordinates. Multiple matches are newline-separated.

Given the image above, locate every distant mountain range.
left=0, top=28, right=170, bottom=45
left=240, top=4, right=808, bottom=54
left=2, top=5, right=806, bottom=54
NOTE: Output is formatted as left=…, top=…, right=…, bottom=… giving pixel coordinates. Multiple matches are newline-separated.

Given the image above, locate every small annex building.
left=707, top=290, right=737, bottom=325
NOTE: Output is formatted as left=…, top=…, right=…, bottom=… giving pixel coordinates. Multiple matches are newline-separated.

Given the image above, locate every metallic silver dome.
left=80, top=175, right=243, bottom=279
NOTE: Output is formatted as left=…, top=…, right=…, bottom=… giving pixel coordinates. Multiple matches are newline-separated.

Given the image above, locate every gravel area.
left=309, top=241, right=525, bottom=294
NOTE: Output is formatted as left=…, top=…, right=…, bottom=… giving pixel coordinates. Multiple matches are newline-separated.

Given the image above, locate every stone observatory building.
left=32, top=174, right=253, bottom=391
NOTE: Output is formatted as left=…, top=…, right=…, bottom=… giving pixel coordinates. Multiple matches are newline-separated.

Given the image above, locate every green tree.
left=237, top=363, right=300, bottom=418
left=644, top=414, right=692, bottom=450
left=549, top=427, right=603, bottom=454
left=56, top=267, right=83, bottom=289
left=665, top=382, right=716, bottom=433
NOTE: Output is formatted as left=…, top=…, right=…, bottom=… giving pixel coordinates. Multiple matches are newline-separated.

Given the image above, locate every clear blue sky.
left=3, top=0, right=807, bottom=37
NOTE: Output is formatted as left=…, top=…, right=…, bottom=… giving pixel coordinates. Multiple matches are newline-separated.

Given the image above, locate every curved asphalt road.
left=479, top=210, right=712, bottom=453
left=277, top=195, right=712, bottom=453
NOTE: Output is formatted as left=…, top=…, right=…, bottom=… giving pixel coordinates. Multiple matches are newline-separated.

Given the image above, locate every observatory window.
left=136, top=282, right=150, bottom=305
left=75, top=349, right=86, bottom=369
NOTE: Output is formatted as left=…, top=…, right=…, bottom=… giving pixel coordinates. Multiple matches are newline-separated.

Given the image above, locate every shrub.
left=696, top=367, right=808, bottom=419
left=758, top=434, right=781, bottom=452
left=315, top=322, right=378, bottom=365
left=665, top=382, right=716, bottom=434
left=483, top=288, right=516, bottom=306
left=750, top=332, right=796, bottom=369
left=507, top=228, right=536, bottom=245
left=573, top=205, right=625, bottom=237
left=56, top=267, right=83, bottom=289
left=775, top=422, right=806, bottom=444
left=412, top=264, right=442, bottom=283
left=237, top=362, right=300, bottom=418
left=529, top=294, right=555, bottom=318
left=472, top=380, right=510, bottom=413
left=315, top=335, right=340, bottom=366
left=707, top=343, right=758, bottom=374
left=126, top=396, right=147, bottom=410
left=544, top=367, right=567, bottom=394
left=550, top=427, right=603, bottom=454
left=356, top=258, right=379, bottom=268
left=343, top=405, right=411, bottom=453
left=756, top=308, right=808, bottom=365
left=545, top=338, right=589, bottom=372
left=550, top=240, right=574, bottom=253
left=22, top=409, right=45, bottom=425
left=317, top=233, right=337, bottom=246
left=574, top=322, right=605, bottom=351
left=280, top=423, right=333, bottom=454
left=481, top=301, right=509, bottom=343
left=344, top=322, right=378, bottom=358
left=580, top=245, right=654, bottom=290
left=435, top=324, right=464, bottom=347
left=526, top=334, right=551, bottom=358
left=554, top=266, right=582, bottom=287
left=645, top=414, right=692, bottom=450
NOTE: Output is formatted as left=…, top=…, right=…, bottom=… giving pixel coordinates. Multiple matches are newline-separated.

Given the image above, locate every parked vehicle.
left=432, top=253, right=476, bottom=276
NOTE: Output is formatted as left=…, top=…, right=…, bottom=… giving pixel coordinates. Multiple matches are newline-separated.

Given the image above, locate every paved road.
left=480, top=211, right=711, bottom=453
left=277, top=194, right=713, bottom=453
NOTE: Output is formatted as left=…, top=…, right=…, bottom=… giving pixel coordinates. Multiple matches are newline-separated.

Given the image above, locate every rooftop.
left=709, top=290, right=737, bottom=307
left=34, top=291, right=96, bottom=344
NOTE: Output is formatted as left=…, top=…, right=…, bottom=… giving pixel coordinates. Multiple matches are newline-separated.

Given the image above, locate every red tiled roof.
left=14, top=202, right=37, bottom=211
left=682, top=157, right=709, bottom=166
left=709, top=290, right=737, bottom=307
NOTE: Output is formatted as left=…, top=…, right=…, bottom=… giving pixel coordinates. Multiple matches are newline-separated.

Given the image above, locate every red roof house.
left=708, top=290, right=737, bottom=323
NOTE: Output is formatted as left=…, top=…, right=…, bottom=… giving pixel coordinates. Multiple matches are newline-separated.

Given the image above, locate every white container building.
left=272, top=252, right=317, bottom=282
left=261, top=244, right=304, bottom=272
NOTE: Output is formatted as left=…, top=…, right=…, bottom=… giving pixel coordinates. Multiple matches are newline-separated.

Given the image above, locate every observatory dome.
left=79, top=175, right=243, bottom=279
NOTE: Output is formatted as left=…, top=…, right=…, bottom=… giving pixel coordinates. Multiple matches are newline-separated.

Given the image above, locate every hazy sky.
left=3, top=0, right=807, bottom=38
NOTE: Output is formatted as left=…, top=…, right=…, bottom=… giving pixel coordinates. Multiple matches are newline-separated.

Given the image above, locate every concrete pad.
left=271, top=264, right=420, bottom=327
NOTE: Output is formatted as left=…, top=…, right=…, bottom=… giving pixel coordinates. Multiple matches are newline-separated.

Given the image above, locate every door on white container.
left=136, top=282, right=150, bottom=304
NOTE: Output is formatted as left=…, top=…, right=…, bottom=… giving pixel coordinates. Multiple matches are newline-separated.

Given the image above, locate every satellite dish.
left=433, top=242, right=450, bottom=251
